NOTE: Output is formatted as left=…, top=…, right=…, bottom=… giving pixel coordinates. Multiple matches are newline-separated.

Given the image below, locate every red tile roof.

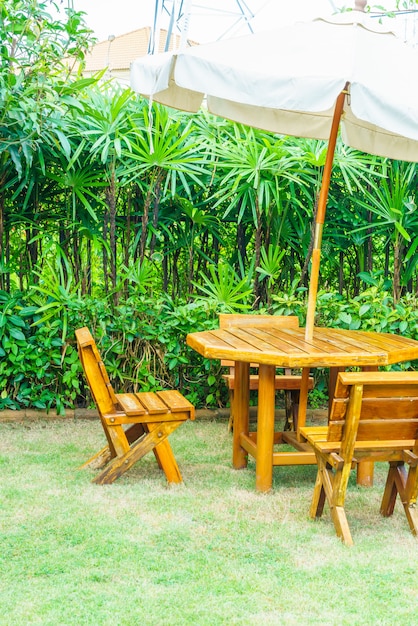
left=84, top=27, right=193, bottom=73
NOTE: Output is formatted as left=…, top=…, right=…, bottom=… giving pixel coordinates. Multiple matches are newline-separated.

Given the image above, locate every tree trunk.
left=149, top=171, right=163, bottom=257
left=393, top=235, right=402, bottom=304
left=339, top=250, right=344, bottom=295
left=187, top=225, right=195, bottom=291
left=253, top=196, right=263, bottom=306
left=102, top=211, right=109, bottom=295
left=140, top=168, right=163, bottom=263
left=299, top=193, right=318, bottom=288
left=366, top=209, right=373, bottom=273
left=197, top=230, right=208, bottom=277
left=82, top=237, right=92, bottom=296
left=124, top=189, right=132, bottom=269
left=0, top=191, right=4, bottom=291
left=106, top=170, right=118, bottom=303
left=162, top=236, right=169, bottom=294
left=172, top=249, right=180, bottom=298
left=237, top=220, right=247, bottom=269
left=384, top=240, right=390, bottom=281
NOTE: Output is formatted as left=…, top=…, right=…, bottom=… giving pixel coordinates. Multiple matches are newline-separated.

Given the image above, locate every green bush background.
left=1, top=283, right=418, bottom=414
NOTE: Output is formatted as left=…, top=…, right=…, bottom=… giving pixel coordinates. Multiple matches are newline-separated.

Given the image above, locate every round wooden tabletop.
left=186, top=326, right=418, bottom=369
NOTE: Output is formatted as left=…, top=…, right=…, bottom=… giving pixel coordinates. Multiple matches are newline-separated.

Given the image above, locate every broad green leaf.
left=9, top=328, right=26, bottom=341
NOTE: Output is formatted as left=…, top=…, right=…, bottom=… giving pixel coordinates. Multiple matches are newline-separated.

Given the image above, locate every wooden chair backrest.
left=75, top=327, right=120, bottom=416
left=328, top=371, right=418, bottom=445
left=218, top=314, right=299, bottom=330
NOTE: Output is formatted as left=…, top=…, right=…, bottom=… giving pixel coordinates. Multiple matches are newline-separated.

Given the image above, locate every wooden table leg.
left=232, top=361, right=250, bottom=469
left=356, top=461, right=374, bottom=486
left=256, top=364, right=276, bottom=492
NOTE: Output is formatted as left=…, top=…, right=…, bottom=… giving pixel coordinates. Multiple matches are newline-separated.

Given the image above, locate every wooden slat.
left=291, top=328, right=370, bottom=357
left=316, top=327, right=387, bottom=357
left=220, top=328, right=277, bottom=353
left=334, top=378, right=350, bottom=398
left=307, top=330, right=371, bottom=355
left=329, top=399, right=349, bottom=420
left=272, top=450, right=317, bottom=466
left=238, top=327, right=311, bottom=356
left=327, top=422, right=344, bottom=440
left=222, top=373, right=314, bottom=391
left=356, top=420, right=418, bottom=440
left=289, top=426, right=328, bottom=441
left=134, top=392, right=169, bottom=414
left=116, top=393, right=146, bottom=416
left=239, top=433, right=257, bottom=458
left=314, top=439, right=416, bottom=453
left=339, top=371, right=418, bottom=386
left=157, top=390, right=195, bottom=419
left=362, top=386, right=418, bottom=399
left=219, top=314, right=299, bottom=329
left=359, top=397, right=418, bottom=419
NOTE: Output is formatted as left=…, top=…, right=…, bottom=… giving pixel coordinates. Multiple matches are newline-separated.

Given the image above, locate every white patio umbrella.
left=130, top=1, right=418, bottom=340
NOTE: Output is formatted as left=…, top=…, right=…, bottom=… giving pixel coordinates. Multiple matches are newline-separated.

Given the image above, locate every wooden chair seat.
left=76, top=327, right=195, bottom=485
left=218, top=314, right=314, bottom=431
left=299, top=371, right=418, bottom=545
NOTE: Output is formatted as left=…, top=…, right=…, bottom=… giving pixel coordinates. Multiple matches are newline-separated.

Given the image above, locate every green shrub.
left=1, top=282, right=418, bottom=414
left=0, top=290, right=225, bottom=413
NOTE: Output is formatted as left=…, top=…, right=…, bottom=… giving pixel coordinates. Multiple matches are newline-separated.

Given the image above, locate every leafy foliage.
left=2, top=279, right=418, bottom=413
left=1, top=1, right=418, bottom=413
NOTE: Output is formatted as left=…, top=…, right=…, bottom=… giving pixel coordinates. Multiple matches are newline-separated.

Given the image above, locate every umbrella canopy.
left=130, top=3, right=418, bottom=338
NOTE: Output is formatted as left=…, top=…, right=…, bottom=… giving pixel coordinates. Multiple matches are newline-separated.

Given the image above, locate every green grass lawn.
left=1, top=418, right=417, bottom=625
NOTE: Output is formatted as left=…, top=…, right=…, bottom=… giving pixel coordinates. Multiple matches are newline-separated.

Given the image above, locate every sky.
left=52, top=0, right=411, bottom=44
left=58, top=0, right=383, bottom=42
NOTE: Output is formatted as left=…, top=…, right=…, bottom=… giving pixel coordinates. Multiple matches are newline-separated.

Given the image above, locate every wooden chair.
left=299, top=371, right=418, bottom=545
left=76, top=327, right=195, bottom=485
left=219, top=314, right=314, bottom=431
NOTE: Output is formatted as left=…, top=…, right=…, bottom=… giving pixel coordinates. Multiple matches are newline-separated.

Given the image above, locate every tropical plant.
left=194, top=262, right=253, bottom=311
left=353, top=160, right=418, bottom=302
left=0, top=0, right=95, bottom=264
left=211, top=125, right=311, bottom=302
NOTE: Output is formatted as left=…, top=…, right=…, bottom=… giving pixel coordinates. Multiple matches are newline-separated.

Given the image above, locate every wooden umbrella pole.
left=305, top=86, right=348, bottom=341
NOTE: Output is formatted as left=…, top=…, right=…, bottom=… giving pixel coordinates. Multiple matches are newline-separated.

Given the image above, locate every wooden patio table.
left=186, top=325, right=418, bottom=492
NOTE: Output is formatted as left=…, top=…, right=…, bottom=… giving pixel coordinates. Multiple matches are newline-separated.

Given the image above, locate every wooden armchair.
left=219, top=314, right=314, bottom=431
left=300, top=371, right=418, bottom=545
left=76, top=327, right=195, bottom=485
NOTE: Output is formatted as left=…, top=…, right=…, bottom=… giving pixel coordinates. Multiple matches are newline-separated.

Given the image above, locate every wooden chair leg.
left=79, top=445, right=113, bottom=470
left=281, top=389, right=300, bottom=432
left=126, top=423, right=146, bottom=443
left=310, top=459, right=326, bottom=518
left=147, top=423, right=183, bottom=483
left=330, top=461, right=353, bottom=545
left=79, top=414, right=120, bottom=470
left=380, top=462, right=401, bottom=517
left=331, top=506, right=353, bottom=546
left=381, top=462, right=418, bottom=536
left=402, top=465, right=418, bottom=536
left=311, top=459, right=353, bottom=545
left=80, top=423, right=145, bottom=471
left=93, top=420, right=184, bottom=485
